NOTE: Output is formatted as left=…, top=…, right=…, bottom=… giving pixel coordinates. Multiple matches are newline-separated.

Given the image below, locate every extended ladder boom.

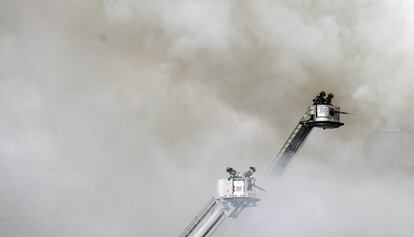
left=179, top=198, right=228, bottom=237
left=269, top=92, right=344, bottom=176
left=269, top=118, right=313, bottom=176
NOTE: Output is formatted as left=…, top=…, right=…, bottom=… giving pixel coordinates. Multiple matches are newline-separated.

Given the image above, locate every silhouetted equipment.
left=269, top=91, right=344, bottom=176
left=179, top=167, right=263, bottom=237
left=339, top=111, right=356, bottom=115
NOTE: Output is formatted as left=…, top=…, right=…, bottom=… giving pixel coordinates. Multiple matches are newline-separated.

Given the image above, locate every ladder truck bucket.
left=179, top=167, right=262, bottom=237
left=304, top=104, right=344, bottom=129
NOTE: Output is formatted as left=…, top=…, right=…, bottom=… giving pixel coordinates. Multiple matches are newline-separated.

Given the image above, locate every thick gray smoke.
left=1, top=0, right=414, bottom=236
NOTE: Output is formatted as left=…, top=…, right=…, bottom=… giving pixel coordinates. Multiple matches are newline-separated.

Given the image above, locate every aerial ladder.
left=179, top=91, right=344, bottom=237
left=268, top=91, right=344, bottom=176
left=179, top=167, right=262, bottom=237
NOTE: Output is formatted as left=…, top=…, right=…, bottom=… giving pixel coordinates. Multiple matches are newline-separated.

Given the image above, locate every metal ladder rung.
left=268, top=115, right=312, bottom=175
left=275, top=121, right=305, bottom=157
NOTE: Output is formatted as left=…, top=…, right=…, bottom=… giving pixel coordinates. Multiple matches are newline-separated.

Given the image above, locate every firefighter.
left=314, top=91, right=326, bottom=104
left=226, top=167, right=237, bottom=177
left=326, top=93, right=334, bottom=105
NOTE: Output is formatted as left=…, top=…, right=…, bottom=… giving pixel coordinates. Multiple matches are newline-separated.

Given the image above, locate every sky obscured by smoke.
left=1, top=0, right=414, bottom=236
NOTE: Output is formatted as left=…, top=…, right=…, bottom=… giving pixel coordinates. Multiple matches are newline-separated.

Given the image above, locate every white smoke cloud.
left=1, top=0, right=414, bottom=236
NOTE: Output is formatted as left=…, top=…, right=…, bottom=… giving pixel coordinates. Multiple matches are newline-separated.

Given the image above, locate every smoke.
left=1, top=0, right=414, bottom=236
